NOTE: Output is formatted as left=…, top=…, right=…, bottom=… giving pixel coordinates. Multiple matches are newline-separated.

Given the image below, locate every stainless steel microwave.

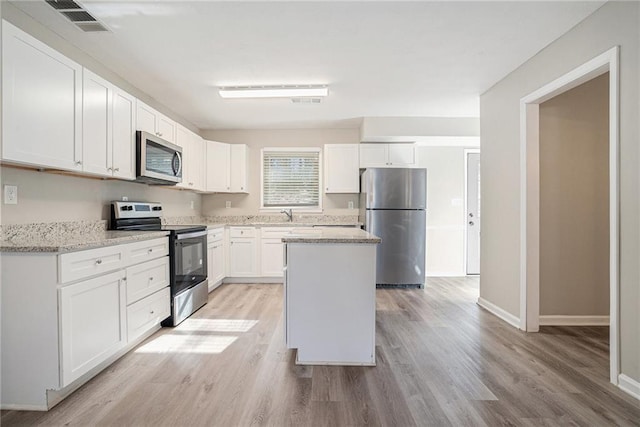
left=136, top=131, right=182, bottom=185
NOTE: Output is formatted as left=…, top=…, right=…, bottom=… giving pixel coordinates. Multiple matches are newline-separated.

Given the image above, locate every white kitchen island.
left=282, top=228, right=381, bottom=366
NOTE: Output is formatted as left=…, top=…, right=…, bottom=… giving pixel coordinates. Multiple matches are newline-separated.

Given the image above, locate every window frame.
left=260, top=147, right=323, bottom=212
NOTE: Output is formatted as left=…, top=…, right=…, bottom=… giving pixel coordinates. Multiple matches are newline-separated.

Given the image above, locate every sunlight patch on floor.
left=135, top=334, right=238, bottom=354
left=174, top=318, right=259, bottom=333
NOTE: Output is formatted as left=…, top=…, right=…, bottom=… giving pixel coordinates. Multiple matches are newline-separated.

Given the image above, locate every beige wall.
left=539, top=74, right=609, bottom=316
left=480, top=1, right=639, bottom=381
left=0, top=167, right=201, bottom=225
left=200, top=129, right=360, bottom=216
left=416, top=146, right=467, bottom=276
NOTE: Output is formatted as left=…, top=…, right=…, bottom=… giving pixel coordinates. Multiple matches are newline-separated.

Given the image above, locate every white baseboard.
left=0, top=403, right=48, bottom=411
left=539, top=315, right=610, bottom=326
left=223, top=277, right=283, bottom=284
left=618, top=374, right=640, bottom=400
left=477, top=297, right=520, bottom=329
left=426, top=272, right=466, bottom=277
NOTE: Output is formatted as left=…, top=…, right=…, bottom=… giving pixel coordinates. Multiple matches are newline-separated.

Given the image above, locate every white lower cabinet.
left=127, top=287, right=170, bottom=343
left=207, top=228, right=226, bottom=291
left=59, top=270, right=127, bottom=387
left=0, top=237, right=170, bottom=410
left=228, top=227, right=258, bottom=277
left=260, top=228, right=292, bottom=277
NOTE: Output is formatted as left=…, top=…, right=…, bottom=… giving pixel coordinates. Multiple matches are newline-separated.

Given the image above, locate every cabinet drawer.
left=229, top=227, right=256, bottom=238
left=261, top=227, right=293, bottom=239
left=126, top=257, right=169, bottom=305
left=125, top=238, right=169, bottom=265
left=127, top=287, right=170, bottom=342
left=59, top=245, right=126, bottom=283
left=208, top=227, right=224, bottom=242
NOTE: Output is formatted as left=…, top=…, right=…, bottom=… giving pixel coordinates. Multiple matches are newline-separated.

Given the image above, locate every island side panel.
left=286, top=243, right=376, bottom=365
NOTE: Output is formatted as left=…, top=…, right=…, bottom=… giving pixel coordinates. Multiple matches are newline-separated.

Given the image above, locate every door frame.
left=464, top=148, right=481, bottom=275
left=518, top=46, right=619, bottom=384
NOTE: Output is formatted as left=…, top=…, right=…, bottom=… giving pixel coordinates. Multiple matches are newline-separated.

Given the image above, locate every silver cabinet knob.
left=95, top=259, right=103, bottom=265
left=469, top=221, right=474, bottom=226
left=469, top=213, right=474, bottom=218
left=148, top=248, right=153, bottom=253
left=114, top=168, right=119, bottom=172
left=149, top=277, right=154, bottom=281
left=75, top=161, right=82, bottom=166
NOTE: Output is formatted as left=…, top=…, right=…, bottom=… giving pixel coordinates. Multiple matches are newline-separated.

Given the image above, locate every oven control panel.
left=112, top=201, right=163, bottom=219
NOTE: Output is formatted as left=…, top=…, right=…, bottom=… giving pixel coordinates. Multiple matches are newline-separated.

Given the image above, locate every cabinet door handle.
left=75, top=161, right=82, bottom=166
left=107, top=167, right=112, bottom=172
left=150, top=310, right=155, bottom=315
left=95, top=259, right=103, bottom=265
left=149, top=277, right=154, bottom=281
left=114, top=168, right=120, bottom=172
left=148, top=248, right=153, bottom=253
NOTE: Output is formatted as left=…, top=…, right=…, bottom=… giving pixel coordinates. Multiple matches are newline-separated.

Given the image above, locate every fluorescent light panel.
left=219, top=85, right=328, bottom=99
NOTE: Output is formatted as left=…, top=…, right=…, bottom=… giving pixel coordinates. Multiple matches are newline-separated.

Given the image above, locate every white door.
left=82, top=70, right=112, bottom=176
left=228, top=239, right=257, bottom=276
left=230, top=144, right=248, bottom=193
left=136, top=101, right=158, bottom=136
left=111, top=88, right=136, bottom=180
left=261, top=239, right=285, bottom=277
left=59, top=270, right=126, bottom=387
left=156, top=114, right=176, bottom=143
left=206, top=141, right=231, bottom=192
left=359, top=144, right=388, bottom=168
left=387, top=144, right=415, bottom=167
left=466, top=152, right=481, bottom=275
left=2, top=22, right=82, bottom=171
left=324, top=144, right=359, bottom=193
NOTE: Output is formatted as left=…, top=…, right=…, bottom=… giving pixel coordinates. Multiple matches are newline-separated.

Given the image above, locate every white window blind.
left=262, top=150, right=320, bottom=208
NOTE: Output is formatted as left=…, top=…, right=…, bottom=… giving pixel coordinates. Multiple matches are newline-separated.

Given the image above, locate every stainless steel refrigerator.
left=360, top=168, right=426, bottom=287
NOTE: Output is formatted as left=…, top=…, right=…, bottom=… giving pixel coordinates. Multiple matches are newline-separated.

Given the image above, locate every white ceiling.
left=9, top=1, right=605, bottom=130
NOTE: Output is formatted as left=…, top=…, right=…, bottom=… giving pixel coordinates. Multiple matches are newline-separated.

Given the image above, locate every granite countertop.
left=0, top=230, right=170, bottom=253
left=215, top=222, right=362, bottom=229
left=282, top=228, right=380, bottom=244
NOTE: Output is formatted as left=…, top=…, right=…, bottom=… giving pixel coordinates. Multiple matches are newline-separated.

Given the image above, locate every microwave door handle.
left=173, top=151, right=183, bottom=177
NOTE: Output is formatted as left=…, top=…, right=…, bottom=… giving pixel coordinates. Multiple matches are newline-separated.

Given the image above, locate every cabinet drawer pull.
left=149, top=276, right=154, bottom=281
left=150, top=310, right=155, bottom=315
left=95, top=259, right=103, bottom=265
left=114, top=168, right=120, bottom=172
left=75, top=161, right=82, bottom=166
left=148, top=248, right=153, bottom=253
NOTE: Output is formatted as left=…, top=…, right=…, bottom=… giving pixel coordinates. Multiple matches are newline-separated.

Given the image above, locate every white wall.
left=200, top=129, right=361, bottom=216
left=416, top=146, right=469, bottom=276
left=480, top=2, right=639, bottom=382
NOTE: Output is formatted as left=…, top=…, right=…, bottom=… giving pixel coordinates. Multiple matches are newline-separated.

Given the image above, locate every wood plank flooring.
left=3, top=278, right=639, bottom=426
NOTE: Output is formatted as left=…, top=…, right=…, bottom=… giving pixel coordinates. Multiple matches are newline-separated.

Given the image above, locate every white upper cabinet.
left=324, top=144, right=359, bottom=193
left=82, top=70, right=135, bottom=180
left=230, top=144, right=248, bottom=193
left=359, top=143, right=416, bottom=168
left=176, top=126, right=205, bottom=191
left=387, top=144, right=416, bottom=167
left=205, top=140, right=230, bottom=192
left=2, top=21, right=82, bottom=171
left=205, top=142, right=248, bottom=193
left=135, top=100, right=176, bottom=143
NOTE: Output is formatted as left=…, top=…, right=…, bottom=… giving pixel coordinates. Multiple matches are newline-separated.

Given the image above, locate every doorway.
left=519, top=47, right=619, bottom=384
left=465, top=150, right=481, bottom=275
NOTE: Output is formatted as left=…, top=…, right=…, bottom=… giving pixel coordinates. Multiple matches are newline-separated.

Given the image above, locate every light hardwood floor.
left=3, top=278, right=639, bottom=426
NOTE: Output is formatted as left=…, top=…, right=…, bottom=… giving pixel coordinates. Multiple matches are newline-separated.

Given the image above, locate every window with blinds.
left=262, top=149, right=321, bottom=208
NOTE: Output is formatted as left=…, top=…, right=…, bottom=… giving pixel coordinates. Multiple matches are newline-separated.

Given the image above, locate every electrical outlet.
left=225, top=201, right=231, bottom=209
left=122, top=196, right=128, bottom=201
left=348, top=201, right=354, bottom=209
left=4, top=185, right=17, bottom=205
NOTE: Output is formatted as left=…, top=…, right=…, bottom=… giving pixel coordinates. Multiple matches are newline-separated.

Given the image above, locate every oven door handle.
left=176, top=230, right=208, bottom=240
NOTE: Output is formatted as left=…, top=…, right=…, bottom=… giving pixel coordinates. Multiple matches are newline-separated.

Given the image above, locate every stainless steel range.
left=110, top=201, right=208, bottom=326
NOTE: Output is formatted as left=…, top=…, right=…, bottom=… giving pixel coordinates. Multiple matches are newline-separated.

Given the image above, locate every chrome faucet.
left=280, top=208, right=293, bottom=222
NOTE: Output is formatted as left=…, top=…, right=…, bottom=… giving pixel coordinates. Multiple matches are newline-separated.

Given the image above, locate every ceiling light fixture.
left=218, top=85, right=328, bottom=99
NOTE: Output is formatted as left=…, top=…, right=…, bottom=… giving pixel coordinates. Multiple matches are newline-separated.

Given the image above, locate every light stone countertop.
left=0, top=230, right=170, bottom=253
left=282, top=227, right=380, bottom=244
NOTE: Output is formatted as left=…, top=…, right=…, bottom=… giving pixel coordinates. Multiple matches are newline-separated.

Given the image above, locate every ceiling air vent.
left=45, top=0, right=109, bottom=32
